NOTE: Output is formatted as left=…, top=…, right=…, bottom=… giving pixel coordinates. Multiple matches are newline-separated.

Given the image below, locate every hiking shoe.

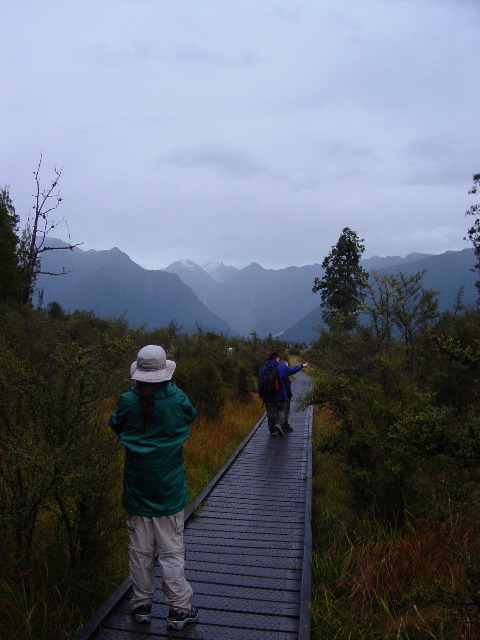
left=275, top=424, right=284, bottom=436
left=132, top=603, right=152, bottom=623
left=283, top=424, right=293, bottom=432
left=167, top=605, right=198, bottom=630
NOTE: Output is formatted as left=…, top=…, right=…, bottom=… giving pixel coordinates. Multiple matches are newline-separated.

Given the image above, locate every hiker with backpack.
left=258, top=351, right=309, bottom=436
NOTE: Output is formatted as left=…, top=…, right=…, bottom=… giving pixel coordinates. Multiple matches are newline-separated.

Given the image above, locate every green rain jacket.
left=109, top=382, right=197, bottom=517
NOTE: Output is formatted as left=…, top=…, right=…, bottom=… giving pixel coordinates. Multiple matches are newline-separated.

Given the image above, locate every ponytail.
left=137, top=381, right=165, bottom=431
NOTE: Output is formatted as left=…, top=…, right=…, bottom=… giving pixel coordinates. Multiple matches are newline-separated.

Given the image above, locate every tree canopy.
left=0, top=187, right=21, bottom=302
left=312, top=226, right=368, bottom=330
left=465, top=172, right=480, bottom=297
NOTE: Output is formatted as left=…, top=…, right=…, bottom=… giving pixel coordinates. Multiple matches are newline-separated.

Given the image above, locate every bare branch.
left=38, top=269, right=72, bottom=277
left=38, top=243, right=83, bottom=254
left=21, top=153, right=80, bottom=304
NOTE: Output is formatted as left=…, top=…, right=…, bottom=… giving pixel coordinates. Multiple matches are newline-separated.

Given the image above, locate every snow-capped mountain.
left=203, top=262, right=239, bottom=282
left=163, top=260, right=238, bottom=302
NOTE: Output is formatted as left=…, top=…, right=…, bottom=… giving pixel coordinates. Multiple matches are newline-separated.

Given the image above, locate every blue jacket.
left=258, top=359, right=304, bottom=402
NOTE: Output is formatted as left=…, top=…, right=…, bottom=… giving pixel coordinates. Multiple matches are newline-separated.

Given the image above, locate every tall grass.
left=310, top=407, right=479, bottom=640
left=0, top=569, right=76, bottom=640
left=185, top=395, right=264, bottom=501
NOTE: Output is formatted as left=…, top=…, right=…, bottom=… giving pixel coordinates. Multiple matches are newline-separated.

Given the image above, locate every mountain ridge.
left=36, top=242, right=231, bottom=334
left=35, top=240, right=477, bottom=343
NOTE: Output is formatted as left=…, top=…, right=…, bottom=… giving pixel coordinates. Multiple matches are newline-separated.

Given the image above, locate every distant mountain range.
left=35, top=241, right=230, bottom=335
left=36, top=240, right=478, bottom=344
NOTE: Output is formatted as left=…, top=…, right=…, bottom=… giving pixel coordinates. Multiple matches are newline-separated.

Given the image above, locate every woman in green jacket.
left=109, top=345, right=198, bottom=630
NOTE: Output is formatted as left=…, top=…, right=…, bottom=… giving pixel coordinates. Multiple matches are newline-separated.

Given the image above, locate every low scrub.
left=311, top=430, right=480, bottom=638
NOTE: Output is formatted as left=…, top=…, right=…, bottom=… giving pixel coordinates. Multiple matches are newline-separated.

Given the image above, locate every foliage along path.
left=75, top=371, right=313, bottom=640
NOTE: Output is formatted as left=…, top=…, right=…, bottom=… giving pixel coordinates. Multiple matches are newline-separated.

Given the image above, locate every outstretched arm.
left=283, top=363, right=310, bottom=376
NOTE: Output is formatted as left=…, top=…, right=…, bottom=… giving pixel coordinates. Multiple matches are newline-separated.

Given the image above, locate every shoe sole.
left=134, top=613, right=151, bottom=623
left=167, top=614, right=198, bottom=630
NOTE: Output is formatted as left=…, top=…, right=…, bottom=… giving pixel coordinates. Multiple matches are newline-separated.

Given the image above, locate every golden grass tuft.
left=184, top=395, right=264, bottom=502
left=346, top=518, right=467, bottom=613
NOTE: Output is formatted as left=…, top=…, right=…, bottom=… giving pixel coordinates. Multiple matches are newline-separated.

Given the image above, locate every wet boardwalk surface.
left=76, top=371, right=313, bottom=640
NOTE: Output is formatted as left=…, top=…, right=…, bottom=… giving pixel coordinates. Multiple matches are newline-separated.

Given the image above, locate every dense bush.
left=306, top=270, right=480, bottom=636
left=0, top=300, right=287, bottom=639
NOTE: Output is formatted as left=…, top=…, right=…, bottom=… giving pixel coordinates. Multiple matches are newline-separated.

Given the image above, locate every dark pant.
left=265, top=400, right=287, bottom=431
left=284, top=398, right=291, bottom=427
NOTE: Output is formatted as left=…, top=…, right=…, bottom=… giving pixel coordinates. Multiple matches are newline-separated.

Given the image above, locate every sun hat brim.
left=130, top=359, right=176, bottom=383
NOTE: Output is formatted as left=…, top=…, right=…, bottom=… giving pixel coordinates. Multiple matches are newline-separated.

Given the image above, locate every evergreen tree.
left=465, top=172, right=480, bottom=298
left=312, top=227, right=368, bottom=330
left=0, top=187, right=21, bottom=302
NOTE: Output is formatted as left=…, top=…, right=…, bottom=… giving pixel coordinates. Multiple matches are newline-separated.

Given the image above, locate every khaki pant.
left=126, top=511, right=193, bottom=612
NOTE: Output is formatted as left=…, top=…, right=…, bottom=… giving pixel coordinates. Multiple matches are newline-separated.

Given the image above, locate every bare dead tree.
left=20, top=152, right=82, bottom=304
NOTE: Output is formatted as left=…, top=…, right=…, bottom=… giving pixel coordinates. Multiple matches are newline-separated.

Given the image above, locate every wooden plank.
left=97, top=625, right=298, bottom=640
left=103, top=608, right=299, bottom=634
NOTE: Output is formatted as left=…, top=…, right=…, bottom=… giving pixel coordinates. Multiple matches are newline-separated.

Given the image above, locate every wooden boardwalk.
left=75, top=371, right=313, bottom=640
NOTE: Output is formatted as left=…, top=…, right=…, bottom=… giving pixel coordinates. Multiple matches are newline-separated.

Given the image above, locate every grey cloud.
left=93, top=41, right=156, bottom=65
left=158, top=141, right=370, bottom=191
left=286, top=174, right=324, bottom=191
left=2, top=0, right=479, bottom=272
left=93, top=41, right=258, bottom=68
left=159, top=144, right=267, bottom=179
left=327, top=142, right=376, bottom=161
left=405, top=135, right=452, bottom=160
left=170, top=46, right=259, bottom=66
left=401, top=165, right=475, bottom=187
left=271, top=7, right=301, bottom=23
left=401, top=136, right=475, bottom=186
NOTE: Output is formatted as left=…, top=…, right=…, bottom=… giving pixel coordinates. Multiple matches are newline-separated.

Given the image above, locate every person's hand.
left=302, top=363, right=310, bottom=368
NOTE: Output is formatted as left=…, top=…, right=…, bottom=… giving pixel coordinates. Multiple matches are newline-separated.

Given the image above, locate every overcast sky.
left=1, top=0, right=479, bottom=270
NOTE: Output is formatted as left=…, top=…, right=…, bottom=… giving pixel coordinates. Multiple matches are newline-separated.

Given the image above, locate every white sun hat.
left=130, top=345, right=176, bottom=383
